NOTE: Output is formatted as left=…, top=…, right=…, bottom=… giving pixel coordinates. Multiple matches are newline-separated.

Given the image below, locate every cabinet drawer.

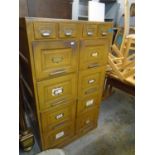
left=41, top=101, right=76, bottom=132
left=83, top=24, right=98, bottom=38
left=78, top=67, right=105, bottom=98
left=43, top=122, right=74, bottom=149
left=98, top=23, right=113, bottom=44
left=77, top=94, right=100, bottom=115
left=33, top=22, right=57, bottom=39
left=33, top=40, right=78, bottom=81
left=79, top=39, right=108, bottom=70
left=76, top=108, right=98, bottom=134
left=98, top=23, right=113, bottom=37
left=59, top=23, right=80, bottom=38
left=37, top=74, right=77, bottom=111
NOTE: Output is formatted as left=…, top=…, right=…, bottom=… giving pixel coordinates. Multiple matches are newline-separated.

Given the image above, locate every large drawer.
left=78, top=67, right=105, bottom=98
left=37, top=74, right=77, bottom=111
left=76, top=107, right=99, bottom=134
left=43, top=122, right=74, bottom=149
left=41, top=101, right=76, bottom=132
left=33, top=22, right=58, bottom=40
left=79, top=39, right=108, bottom=70
left=32, top=40, right=78, bottom=81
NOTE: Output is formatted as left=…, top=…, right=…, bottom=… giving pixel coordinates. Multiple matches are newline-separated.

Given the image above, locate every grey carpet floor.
left=20, top=89, right=135, bottom=155
left=63, top=89, right=135, bottom=155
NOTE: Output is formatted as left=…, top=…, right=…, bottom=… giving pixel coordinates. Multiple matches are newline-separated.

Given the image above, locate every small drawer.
left=59, top=23, right=79, bottom=38
left=32, top=40, right=78, bottom=81
left=77, top=94, right=100, bottom=115
left=33, top=22, right=57, bottom=39
left=79, top=39, right=108, bottom=70
left=83, top=24, right=98, bottom=38
left=43, top=122, right=74, bottom=149
left=98, top=23, right=113, bottom=44
left=78, top=67, right=105, bottom=98
left=37, top=74, right=77, bottom=111
left=41, top=101, right=76, bottom=132
left=98, top=23, right=113, bottom=37
left=76, top=108, right=98, bottom=134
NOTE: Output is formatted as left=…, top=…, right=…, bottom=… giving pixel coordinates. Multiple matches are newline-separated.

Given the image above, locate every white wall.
left=117, top=0, right=135, bottom=24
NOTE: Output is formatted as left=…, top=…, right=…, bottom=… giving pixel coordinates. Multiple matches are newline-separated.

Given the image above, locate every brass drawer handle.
left=86, top=99, right=94, bottom=107
left=55, top=113, right=64, bottom=120
left=65, top=31, right=72, bottom=36
left=102, top=32, right=107, bottom=36
left=41, top=31, right=51, bottom=37
left=87, top=31, right=93, bottom=36
left=49, top=69, right=66, bottom=76
left=88, top=63, right=99, bottom=68
left=52, top=122, right=66, bottom=130
left=52, top=98, right=66, bottom=106
left=88, top=79, right=95, bottom=84
left=55, top=131, right=64, bottom=139
left=85, top=88, right=97, bottom=95
left=52, top=87, right=63, bottom=96
left=91, top=52, right=98, bottom=57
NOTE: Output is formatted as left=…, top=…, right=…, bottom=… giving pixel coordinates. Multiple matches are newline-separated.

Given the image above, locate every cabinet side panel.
left=19, top=18, right=42, bottom=149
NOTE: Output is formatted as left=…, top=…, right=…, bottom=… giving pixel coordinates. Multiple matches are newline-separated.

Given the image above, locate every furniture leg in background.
left=19, top=78, right=34, bottom=152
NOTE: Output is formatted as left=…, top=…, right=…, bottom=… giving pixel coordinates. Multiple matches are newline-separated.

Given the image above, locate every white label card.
left=86, top=120, right=90, bottom=124
left=55, top=131, right=64, bottom=139
left=52, top=87, right=63, bottom=96
left=56, top=113, right=64, bottom=120
left=86, top=99, right=94, bottom=107
left=88, top=79, right=95, bottom=84
left=92, top=52, right=98, bottom=57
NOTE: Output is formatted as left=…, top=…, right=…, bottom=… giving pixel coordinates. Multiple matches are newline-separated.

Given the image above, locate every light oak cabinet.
left=40, top=101, right=76, bottom=132
left=76, top=107, right=99, bottom=134
left=33, top=41, right=78, bottom=80
left=79, top=39, right=108, bottom=70
left=33, top=22, right=57, bottom=40
left=37, top=74, right=77, bottom=111
left=19, top=17, right=113, bottom=150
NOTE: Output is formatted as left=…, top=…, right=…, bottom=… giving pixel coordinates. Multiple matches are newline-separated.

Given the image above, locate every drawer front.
left=34, top=22, right=57, bottom=39
left=41, top=101, right=76, bottom=132
left=76, top=108, right=98, bottom=134
left=83, top=24, right=98, bottom=38
left=98, top=23, right=113, bottom=37
left=33, top=40, right=78, bottom=80
left=98, top=23, right=113, bottom=45
left=79, top=39, right=108, bottom=70
left=37, top=74, right=77, bottom=111
left=77, top=94, right=100, bottom=115
left=78, top=67, right=105, bottom=98
left=59, top=23, right=80, bottom=38
left=43, top=122, right=74, bottom=149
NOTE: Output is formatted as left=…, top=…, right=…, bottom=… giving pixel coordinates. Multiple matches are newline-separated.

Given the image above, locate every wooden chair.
left=102, top=0, right=135, bottom=99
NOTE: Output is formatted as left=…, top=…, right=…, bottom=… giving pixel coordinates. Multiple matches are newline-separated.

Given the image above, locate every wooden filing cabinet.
left=33, top=40, right=78, bottom=80
left=76, top=107, right=99, bottom=134
left=79, top=39, right=108, bottom=70
left=19, top=17, right=113, bottom=150
left=37, top=74, right=77, bottom=110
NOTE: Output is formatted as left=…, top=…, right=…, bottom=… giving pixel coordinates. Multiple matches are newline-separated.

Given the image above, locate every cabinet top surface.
left=20, top=17, right=113, bottom=24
